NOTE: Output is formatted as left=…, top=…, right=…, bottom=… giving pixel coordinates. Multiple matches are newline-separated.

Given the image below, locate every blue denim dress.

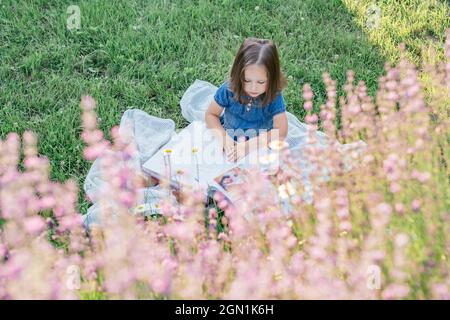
left=214, top=81, right=286, bottom=142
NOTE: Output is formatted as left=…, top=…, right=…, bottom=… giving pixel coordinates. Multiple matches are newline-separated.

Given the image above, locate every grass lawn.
left=343, top=0, right=450, bottom=67
left=1, top=0, right=449, bottom=300
left=1, top=0, right=405, bottom=214
left=343, top=0, right=450, bottom=120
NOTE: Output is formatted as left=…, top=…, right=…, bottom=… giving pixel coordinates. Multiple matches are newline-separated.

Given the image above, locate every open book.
left=142, top=121, right=270, bottom=203
left=209, top=166, right=252, bottom=203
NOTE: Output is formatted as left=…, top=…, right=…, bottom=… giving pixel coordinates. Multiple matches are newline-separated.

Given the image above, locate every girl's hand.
left=223, top=135, right=237, bottom=162
left=235, top=138, right=248, bottom=162
left=226, top=137, right=249, bottom=162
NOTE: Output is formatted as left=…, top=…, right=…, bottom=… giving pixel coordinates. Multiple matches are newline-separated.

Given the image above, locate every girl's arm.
left=251, top=111, right=288, bottom=147
left=269, top=111, right=288, bottom=142
left=204, top=99, right=226, bottom=138
left=205, top=100, right=238, bottom=161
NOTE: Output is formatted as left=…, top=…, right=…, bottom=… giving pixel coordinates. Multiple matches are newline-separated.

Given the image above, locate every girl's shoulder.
left=263, top=91, right=284, bottom=107
left=221, top=80, right=234, bottom=94
left=215, top=80, right=235, bottom=108
left=273, top=91, right=285, bottom=103
left=217, top=80, right=233, bottom=94
left=264, top=91, right=286, bottom=116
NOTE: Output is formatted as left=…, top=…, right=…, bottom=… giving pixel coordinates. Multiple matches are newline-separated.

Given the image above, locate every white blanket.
left=82, top=79, right=367, bottom=227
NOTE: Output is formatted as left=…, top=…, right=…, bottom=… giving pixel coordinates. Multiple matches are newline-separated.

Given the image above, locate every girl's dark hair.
left=228, top=37, right=287, bottom=107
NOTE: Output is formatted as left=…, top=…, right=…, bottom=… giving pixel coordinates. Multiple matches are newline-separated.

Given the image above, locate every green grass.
left=1, top=1, right=448, bottom=300
left=342, top=0, right=450, bottom=120
left=0, top=0, right=388, bottom=213
left=342, top=0, right=450, bottom=67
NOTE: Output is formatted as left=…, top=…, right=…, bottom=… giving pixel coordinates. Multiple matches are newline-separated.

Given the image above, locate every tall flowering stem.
left=163, top=149, right=173, bottom=180
left=192, top=147, right=200, bottom=187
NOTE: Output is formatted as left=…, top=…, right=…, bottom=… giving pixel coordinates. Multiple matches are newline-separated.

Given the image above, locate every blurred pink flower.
left=80, top=95, right=96, bottom=111
left=395, top=233, right=409, bottom=247
left=394, top=203, right=405, bottom=214
left=376, top=203, right=392, bottom=216
left=411, top=199, right=421, bottom=212
left=83, top=142, right=108, bottom=160
left=382, top=284, right=410, bottom=300
left=305, top=114, right=318, bottom=124
left=23, top=216, right=46, bottom=234
left=303, top=84, right=314, bottom=101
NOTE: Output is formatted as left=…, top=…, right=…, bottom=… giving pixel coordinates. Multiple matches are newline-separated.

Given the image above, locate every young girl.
left=205, top=37, right=288, bottom=162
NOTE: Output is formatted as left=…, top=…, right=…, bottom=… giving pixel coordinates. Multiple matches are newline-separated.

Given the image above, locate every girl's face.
left=243, top=64, right=268, bottom=98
